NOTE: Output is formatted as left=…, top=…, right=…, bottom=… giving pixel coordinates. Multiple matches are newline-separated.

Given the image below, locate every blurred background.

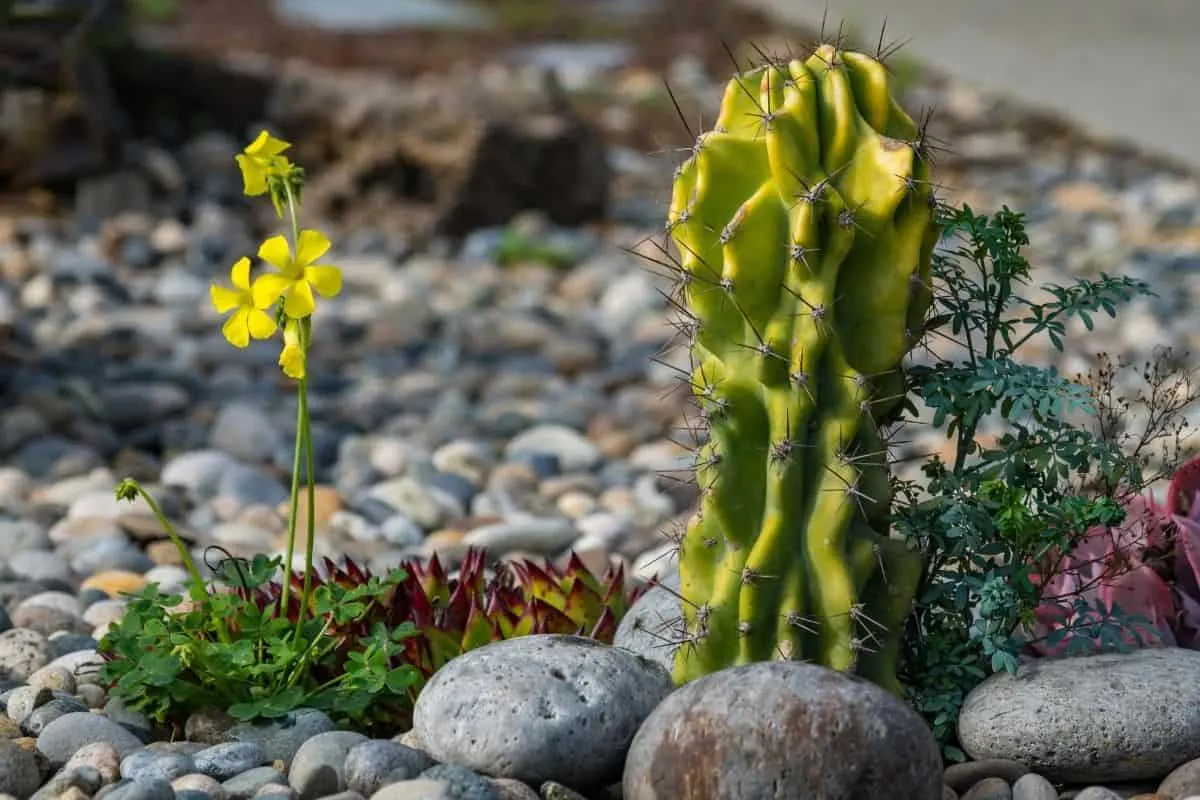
left=0, top=0, right=1198, bottom=578
left=739, top=0, right=1200, bottom=170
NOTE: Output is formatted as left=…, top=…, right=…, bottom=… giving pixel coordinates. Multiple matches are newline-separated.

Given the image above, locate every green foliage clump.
left=892, top=202, right=1195, bottom=759
left=98, top=544, right=638, bottom=735
left=98, top=552, right=421, bottom=736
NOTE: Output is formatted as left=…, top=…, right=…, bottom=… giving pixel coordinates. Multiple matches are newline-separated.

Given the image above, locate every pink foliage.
left=1167, top=456, right=1200, bottom=517
left=1171, top=505, right=1200, bottom=648
left=1026, top=489, right=1177, bottom=656
left=1165, top=455, right=1200, bottom=648
left=1024, top=454, right=1200, bottom=657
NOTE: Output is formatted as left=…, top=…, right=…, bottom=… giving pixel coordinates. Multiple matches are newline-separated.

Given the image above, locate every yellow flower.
left=235, top=130, right=292, bottom=197
left=209, top=257, right=278, bottom=348
left=251, top=230, right=343, bottom=319
left=279, top=318, right=306, bottom=379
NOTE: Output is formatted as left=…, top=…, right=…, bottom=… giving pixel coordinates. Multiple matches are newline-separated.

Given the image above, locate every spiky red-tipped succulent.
left=236, top=546, right=642, bottom=693
left=400, top=548, right=638, bottom=676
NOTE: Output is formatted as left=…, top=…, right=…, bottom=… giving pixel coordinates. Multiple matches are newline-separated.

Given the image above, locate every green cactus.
left=664, top=43, right=941, bottom=694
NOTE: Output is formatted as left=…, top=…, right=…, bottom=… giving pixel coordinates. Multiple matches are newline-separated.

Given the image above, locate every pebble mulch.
left=2, top=43, right=1200, bottom=800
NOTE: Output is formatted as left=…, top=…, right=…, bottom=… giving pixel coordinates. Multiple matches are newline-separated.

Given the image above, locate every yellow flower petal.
left=295, top=230, right=331, bottom=266
left=279, top=320, right=306, bottom=378
left=210, top=284, right=242, bottom=314
left=252, top=272, right=293, bottom=309
left=245, top=130, right=290, bottom=157
left=245, top=130, right=270, bottom=154
left=230, top=257, right=252, bottom=290
left=279, top=343, right=306, bottom=380
left=282, top=280, right=316, bottom=318
left=258, top=235, right=294, bottom=272
left=305, top=265, right=343, bottom=299
left=221, top=308, right=251, bottom=348
left=246, top=308, right=278, bottom=340
left=282, top=319, right=302, bottom=346
left=235, top=154, right=267, bottom=196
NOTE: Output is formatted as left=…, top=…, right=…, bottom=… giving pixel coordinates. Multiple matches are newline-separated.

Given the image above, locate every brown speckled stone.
left=622, top=661, right=942, bottom=800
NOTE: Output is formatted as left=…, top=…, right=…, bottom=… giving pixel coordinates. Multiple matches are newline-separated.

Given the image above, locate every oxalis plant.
left=98, top=132, right=422, bottom=733
left=892, top=202, right=1188, bottom=759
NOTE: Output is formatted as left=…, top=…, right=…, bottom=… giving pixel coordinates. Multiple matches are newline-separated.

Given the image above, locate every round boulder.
left=623, top=660, right=942, bottom=799
left=413, top=635, right=673, bottom=791
left=613, top=568, right=683, bottom=673
left=958, top=649, right=1200, bottom=782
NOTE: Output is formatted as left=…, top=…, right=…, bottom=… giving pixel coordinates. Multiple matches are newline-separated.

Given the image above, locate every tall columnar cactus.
left=665, top=43, right=941, bottom=694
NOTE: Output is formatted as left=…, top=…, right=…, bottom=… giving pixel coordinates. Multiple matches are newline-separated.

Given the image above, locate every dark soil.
left=0, top=0, right=836, bottom=211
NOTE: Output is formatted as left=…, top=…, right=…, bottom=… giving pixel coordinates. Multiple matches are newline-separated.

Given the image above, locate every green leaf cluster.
left=97, top=553, right=421, bottom=735
left=894, top=203, right=1175, bottom=760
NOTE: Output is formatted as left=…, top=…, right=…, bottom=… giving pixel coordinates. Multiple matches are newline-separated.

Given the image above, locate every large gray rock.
left=100, top=776, right=176, bottom=800
left=36, top=712, right=146, bottom=768
left=613, top=569, right=682, bottom=674
left=1011, top=773, right=1057, bottom=800
left=219, top=765, right=286, bottom=799
left=416, top=764, right=499, bottom=800
left=1159, top=755, right=1200, bottom=797
left=192, top=741, right=268, bottom=781
left=0, top=739, right=42, bottom=799
left=345, top=739, right=434, bottom=796
left=958, top=649, right=1200, bottom=782
left=413, top=635, right=673, bottom=790
left=160, top=450, right=238, bottom=500
left=0, top=627, right=52, bottom=681
left=505, top=424, right=600, bottom=473
left=287, top=730, right=368, bottom=800
left=1070, top=789, right=1122, bottom=800
left=623, top=661, right=942, bottom=800
left=209, top=402, right=282, bottom=463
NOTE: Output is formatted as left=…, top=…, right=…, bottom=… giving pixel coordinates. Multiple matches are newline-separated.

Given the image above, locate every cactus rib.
left=667, top=42, right=940, bottom=693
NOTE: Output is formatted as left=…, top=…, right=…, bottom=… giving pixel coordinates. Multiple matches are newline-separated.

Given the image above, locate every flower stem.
left=118, top=479, right=233, bottom=644
left=278, top=393, right=306, bottom=620
left=285, top=611, right=333, bottom=690
left=294, top=325, right=317, bottom=644
left=130, top=484, right=204, bottom=595
left=279, top=178, right=318, bottom=642
left=284, top=181, right=301, bottom=245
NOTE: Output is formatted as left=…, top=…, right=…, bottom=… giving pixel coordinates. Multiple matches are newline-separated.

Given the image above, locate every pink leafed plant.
left=1025, top=455, right=1200, bottom=657
left=1167, top=456, right=1200, bottom=648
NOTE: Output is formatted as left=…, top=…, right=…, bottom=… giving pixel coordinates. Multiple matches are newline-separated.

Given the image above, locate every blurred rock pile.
left=0, top=4, right=612, bottom=243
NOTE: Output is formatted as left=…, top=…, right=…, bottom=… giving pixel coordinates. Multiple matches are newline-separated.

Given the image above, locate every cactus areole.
left=666, top=44, right=940, bottom=693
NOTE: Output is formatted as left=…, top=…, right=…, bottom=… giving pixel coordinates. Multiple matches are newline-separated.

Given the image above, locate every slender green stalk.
left=285, top=614, right=334, bottom=690
left=279, top=392, right=306, bottom=619
left=306, top=671, right=352, bottom=697
left=284, top=185, right=301, bottom=249
left=294, top=321, right=317, bottom=643
left=128, top=483, right=203, bottom=587
left=276, top=181, right=307, bottom=621
left=115, top=478, right=232, bottom=644
left=276, top=179, right=319, bottom=642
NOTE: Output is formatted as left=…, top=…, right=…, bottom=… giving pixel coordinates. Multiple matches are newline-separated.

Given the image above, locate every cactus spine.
left=666, top=43, right=940, bottom=694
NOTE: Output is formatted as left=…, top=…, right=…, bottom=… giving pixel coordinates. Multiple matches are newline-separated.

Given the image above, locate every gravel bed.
left=2, top=41, right=1200, bottom=800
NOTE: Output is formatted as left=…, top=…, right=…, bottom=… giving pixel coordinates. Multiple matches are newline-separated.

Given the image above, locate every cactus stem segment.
left=662, top=40, right=939, bottom=693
